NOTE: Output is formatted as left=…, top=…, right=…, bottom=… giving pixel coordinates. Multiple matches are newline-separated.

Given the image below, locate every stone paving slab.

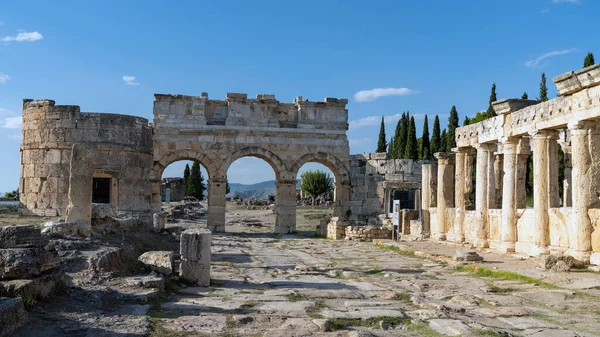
left=498, top=316, right=562, bottom=329
left=428, top=319, right=471, bottom=336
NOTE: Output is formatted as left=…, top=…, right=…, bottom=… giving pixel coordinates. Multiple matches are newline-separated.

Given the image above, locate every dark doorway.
left=390, top=189, right=415, bottom=210
left=92, top=178, right=111, bottom=204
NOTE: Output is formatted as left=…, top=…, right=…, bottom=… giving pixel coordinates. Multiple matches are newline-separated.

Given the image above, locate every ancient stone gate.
left=19, top=92, right=351, bottom=234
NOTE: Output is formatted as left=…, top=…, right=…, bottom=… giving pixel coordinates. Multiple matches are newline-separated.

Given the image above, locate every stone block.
left=370, top=152, right=388, bottom=160
left=152, top=213, right=165, bottom=232
left=138, top=251, right=175, bottom=275
left=180, top=229, right=211, bottom=286
left=91, top=203, right=117, bottom=219
left=365, top=160, right=379, bottom=175
left=0, top=226, right=42, bottom=249
left=0, top=249, right=42, bottom=280
left=0, top=297, right=27, bottom=337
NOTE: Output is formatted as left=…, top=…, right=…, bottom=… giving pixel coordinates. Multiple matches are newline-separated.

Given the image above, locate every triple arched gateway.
left=19, top=92, right=351, bottom=234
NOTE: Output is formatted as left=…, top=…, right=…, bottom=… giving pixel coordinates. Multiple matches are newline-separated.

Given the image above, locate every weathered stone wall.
left=161, top=178, right=185, bottom=202
left=326, top=217, right=347, bottom=240
left=20, top=100, right=153, bottom=219
left=345, top=225, right=391, bottom=241
left=348, top=152, right=423, bottom=224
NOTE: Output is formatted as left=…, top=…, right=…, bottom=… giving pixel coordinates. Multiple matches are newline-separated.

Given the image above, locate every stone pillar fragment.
left=531, top=130, right=559, bottom=256
left=499, top=138, right=519, bottom=253
left=474, top=144, right=491, bottom=248
left=65, top=143, right=94, bottom=237
left=179, top=229, right=211, bottom=286
left=493, top=153, right=504, bottom=208
left=453, top=147, right=474, bottom=243
left=421, top=163, right=437, bottom=234
left=434, top=153, right=454, bottom=241
left=516, top=138, right=530, bottom=209
left=568, top=120, right=598, bottom=262
left=275, top=179, right=297, bottom=234
left=208, top=178, right=226, bottom=233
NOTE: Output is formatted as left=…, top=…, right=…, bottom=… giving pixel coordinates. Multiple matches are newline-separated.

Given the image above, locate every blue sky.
left=0, top=0, right=594, bottom=192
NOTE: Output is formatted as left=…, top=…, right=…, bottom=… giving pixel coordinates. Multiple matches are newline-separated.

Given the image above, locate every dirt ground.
left=5, top=204, right=600, bottom=336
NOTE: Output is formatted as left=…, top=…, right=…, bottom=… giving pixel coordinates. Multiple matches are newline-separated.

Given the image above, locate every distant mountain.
left=227, top=180, right=301, bottom=199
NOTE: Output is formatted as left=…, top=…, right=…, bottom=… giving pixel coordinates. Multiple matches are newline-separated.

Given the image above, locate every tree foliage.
left=486, top=83, right=497, bottom=118
left=189, top=162, right=206, bottom=200
left=430, top=115, right=441, bottom=154
left=406, top=116, right=418, bottom=160
left=183, top=164, right=192, bottom=196
left=540, top=72, right=548, bottom=102
left=584, top=52, right=595, bottom=68
left=521, top=92, right=528, bottom=100
left=447, top=106, right=459, bottom=151
left=376, top=116, right=387, bottom=153
left=420, top=115, right=431, bottom=160
left=300, top=170, right=333, bottom=205
left=440, top=129, right=448, bottom=153
left=463, top=116, right=470, bottom=126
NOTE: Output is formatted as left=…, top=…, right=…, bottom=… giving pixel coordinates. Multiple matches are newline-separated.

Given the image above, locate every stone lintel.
left=434, top=152, right=453, bottom=161
left=553, top=64, right=600, bottom=96
left=530, top=129, right=559, bottom=140
left=452, top=147, right=476, bottom=154
left=492, top=98, right=540, bottom=115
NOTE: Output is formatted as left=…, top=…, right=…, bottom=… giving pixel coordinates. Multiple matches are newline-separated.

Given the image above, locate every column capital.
left=530, top=129, right=559, bottom=140
left=568, top=119, right=596, bottom=132
left=501, top=137, right=530, bottom=155
left=434, top=152, right=454, bottom=165
left=452, top=146, right=476, bottom=155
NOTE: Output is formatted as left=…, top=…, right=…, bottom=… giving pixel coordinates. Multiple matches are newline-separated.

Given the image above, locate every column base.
left=565, top=249, right=591, bottom=264
left=498, top=241, right=515, bottom=253
left=529, top=245, right=550, bottom=257
left=473, top=238, right=489, bottom=249
left=433, top=233, right=446, bottom=241
left=454, top=235, right=465, bottom=244
left=209, top=225, right=225, bottom=233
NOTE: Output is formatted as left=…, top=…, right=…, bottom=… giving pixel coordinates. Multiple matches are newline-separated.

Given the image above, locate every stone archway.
left=290, top=152, right=351, bottom=220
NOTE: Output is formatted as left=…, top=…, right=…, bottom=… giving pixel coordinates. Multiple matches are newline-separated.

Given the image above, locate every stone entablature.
left=348, top=152, right=423, bottom=225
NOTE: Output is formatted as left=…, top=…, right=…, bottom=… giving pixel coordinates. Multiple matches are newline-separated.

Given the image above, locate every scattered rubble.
left=138, top=251, right=175, bottom=275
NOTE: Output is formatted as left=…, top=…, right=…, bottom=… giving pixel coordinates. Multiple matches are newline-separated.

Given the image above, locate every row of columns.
left=430, top=122, right=593, bottom=261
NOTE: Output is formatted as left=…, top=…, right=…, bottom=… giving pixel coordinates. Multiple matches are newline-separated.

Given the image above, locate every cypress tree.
left=183, top=164, right=192, bottom=196
left=463, top=116, right=470, bottom=126
left=405, top=116, right=418, bottom=160
left=486, top=83, right=497, bottom=118
left=584, top=52, right=595, bottom=68
left=431, top=115, right=441, bottom=154
left=447, top=105, right=459, bottom=151
left=521, top=92, right=528, bottom=99
left=391, top=114, right=404, bottom=159
left=440, top=129, right=448, bottom=153
left=421, top=115, right=431, bottom=160
left=540, top=73, right=548, bottom=102
left=190, top=161, right=206, bottom=200
left=388, top=137, right=394, bottom=156
left=376, top=117, right=387, bottom=153
left=397, top=112, right=410, bottom=158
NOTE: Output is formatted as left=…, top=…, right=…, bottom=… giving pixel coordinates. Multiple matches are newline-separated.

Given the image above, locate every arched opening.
left=295, top=162, right=335, bottom=234
left=156, top=158, right=210, bottom=229
left=224, top=156, right=278, bottom=233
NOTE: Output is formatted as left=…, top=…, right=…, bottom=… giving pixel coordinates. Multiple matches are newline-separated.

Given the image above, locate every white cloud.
left=1, top=116, right=22, bottom=129
left=6, top=134, right=21, bottom=141
left=349, top=113, right=425, bottom=129
left=1, top=31, right=43, bottom=43
left=552, top=0, right=579, bottom=3
left=0, top=73, right=10, bottom=83
left=349, top=137, right=373, bottom=146
left=525, top=48, right=578, bottom=68
left=354, top=87, right=419, bottom=102
left=123, top=76, right=140, bottom=86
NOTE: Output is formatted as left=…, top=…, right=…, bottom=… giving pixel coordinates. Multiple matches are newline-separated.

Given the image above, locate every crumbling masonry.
left=19, top=93, right=350, bottom=234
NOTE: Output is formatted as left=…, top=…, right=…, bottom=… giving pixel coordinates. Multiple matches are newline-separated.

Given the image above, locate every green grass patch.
left=456, top=265, right=557, bottom=288
left=286, top=292, right=307, bottom=302
left=405, top=322, right=442, bottom=336
left=376, top=243, right=415, bottom=256
left=328, top=316, right=409, bottom=331
left=305, top=299, right=326, bottom=319
left=471, top=328, right=504, bottom=337
left=149, top=317, right=192, bottom=337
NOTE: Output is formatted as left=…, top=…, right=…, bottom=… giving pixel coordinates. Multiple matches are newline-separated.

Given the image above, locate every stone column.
left=65, top=144, right=94, bottom=237
left=421, top=163, right=436, bottom=234
left=180, top=229, right=211, bottom=286
left=208, top=178, right=227, bottom=233
left=474, top=144, right=491, bottom=248
left=559, top=144, right=573, bottom=207
left=516, top=138, right=530, bottom=209
left=493, top=153, right=504, bottom=208
left=453, top=147, right=473, bottom=243
left=568, top=120, right=596, bottom=262
left=531, top=130, right=559, bottom=256
left=499, top=138, right=519, bottom=253
left=275, top=179, right=297, bottom=234
left=434, top=153, right=454, bottom=241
